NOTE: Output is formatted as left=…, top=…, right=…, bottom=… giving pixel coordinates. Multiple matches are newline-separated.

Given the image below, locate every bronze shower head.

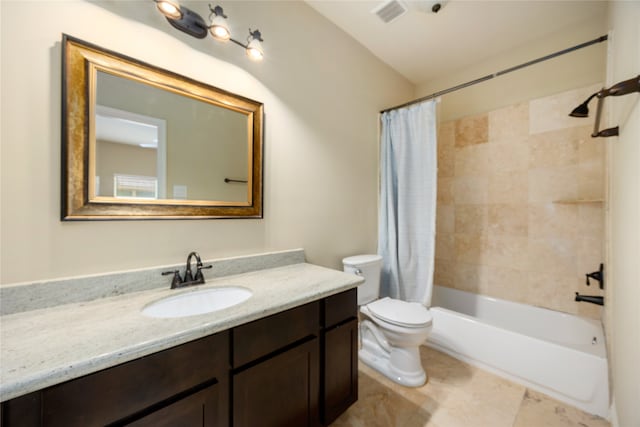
left=569, top=92, right=598, bottom=118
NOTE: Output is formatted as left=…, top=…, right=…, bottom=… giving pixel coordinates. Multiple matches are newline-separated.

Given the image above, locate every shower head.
left=569, top=92, right=598, bottom=117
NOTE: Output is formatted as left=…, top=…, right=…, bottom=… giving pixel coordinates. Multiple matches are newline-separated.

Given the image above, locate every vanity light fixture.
left=153, top=0, right=265, bottom=61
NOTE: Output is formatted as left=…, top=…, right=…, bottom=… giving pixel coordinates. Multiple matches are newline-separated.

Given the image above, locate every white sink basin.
left=142, top=287, right=252, bottom=318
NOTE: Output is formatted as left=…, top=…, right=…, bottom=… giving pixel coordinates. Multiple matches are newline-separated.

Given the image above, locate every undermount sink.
left=142, top=287, right=252, bottom=318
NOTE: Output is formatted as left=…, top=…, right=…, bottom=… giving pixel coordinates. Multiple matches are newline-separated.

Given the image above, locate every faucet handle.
left=194, top=264, right=212, bottom=282
left=162, top=270, right=183, bottom=289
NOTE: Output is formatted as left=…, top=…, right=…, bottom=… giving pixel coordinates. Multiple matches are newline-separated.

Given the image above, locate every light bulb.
left=209, top=17, right=230, bottom=41
left=209, top=5, right=230, bottom=41
left=156, top=0, right=182, bottom=20
left=246, top=37, right=263, bottom=61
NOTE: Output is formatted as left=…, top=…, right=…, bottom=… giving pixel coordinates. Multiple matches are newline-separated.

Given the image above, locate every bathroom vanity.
left=0, top=251, right=361, bottom=426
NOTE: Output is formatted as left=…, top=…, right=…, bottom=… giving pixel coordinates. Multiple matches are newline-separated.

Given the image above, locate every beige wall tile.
left=455, top=233, right=486, bottom=265
left=578, top=135, right=605, bottom=162
left=453, top=175, right=488, bottom=205
left=528, top=131, right=579, bottom=169
left=488, top=140, right=529, bottom=173
left=528, top=202, right=579, bottom=238
left=579, top=160, right=605, bottom=199
left=438, top=121, right=455, bottom=178
left=435, top=83, right=605, bottom=317
left=455, top=205, right=488, bottom=234
left=455, top=143, right=490, bottom=177
left=488, top=204, right=528, bottom=236
left=485, top=234, right=529, bottom=270
left=437, top=177, right=454, bottom=204
left=435, top=232, right=455, bottom=261
left=528, top=166, right=579, bottom=203
left=434, top=259, right=454, bottom=287
left=438, top=120, right=455, bottom=147
left=489, top=102, right=529, bottom=143
left=528, top=83, right=602, bottom=135
left=526, top=271, right=580, bottom=314
left=455, top=114, right=488, bottom=147
left=436, top=204, right=455, bottom=234
left=578, top=204, right=605, bottom=237
left=528, top=237, right=577, bottom=277
left=488, top=171, right=528, bottom=204
left=453, top=262, right=490, bottom=294
left=487, top=266, right=529, bottom=303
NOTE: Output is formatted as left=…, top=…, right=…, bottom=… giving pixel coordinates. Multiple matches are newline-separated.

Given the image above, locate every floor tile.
left=513, top=389, right=611, bottom=427
left=331, top=346, right=611, bottom=427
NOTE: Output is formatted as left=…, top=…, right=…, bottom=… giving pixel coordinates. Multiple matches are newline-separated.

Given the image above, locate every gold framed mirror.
left=61, top=35, right=263, bottom=220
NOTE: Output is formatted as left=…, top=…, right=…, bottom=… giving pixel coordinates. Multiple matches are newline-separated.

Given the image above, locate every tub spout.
left=575, top=292, right=604, bottom=306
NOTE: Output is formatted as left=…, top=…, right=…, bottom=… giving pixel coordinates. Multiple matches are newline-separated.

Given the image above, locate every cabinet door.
left=126, top=381, right=223, bottom=427
left=233, top=338, right=320, bottom=427
left=322, top=318, right=358, bottom=426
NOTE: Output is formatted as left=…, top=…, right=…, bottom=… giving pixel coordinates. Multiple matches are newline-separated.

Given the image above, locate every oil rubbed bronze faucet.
left=162, top=251, right=213, bottom=289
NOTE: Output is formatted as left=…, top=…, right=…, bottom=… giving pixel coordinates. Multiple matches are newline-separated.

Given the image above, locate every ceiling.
left=306, top=0, right=607, bottom=85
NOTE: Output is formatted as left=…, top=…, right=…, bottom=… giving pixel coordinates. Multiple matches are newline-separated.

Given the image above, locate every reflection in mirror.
left=61, top=35, right=263, bottom=220
left=94, top=72, right=249, bottom=203
left=95, top=104, right=167, bottom=199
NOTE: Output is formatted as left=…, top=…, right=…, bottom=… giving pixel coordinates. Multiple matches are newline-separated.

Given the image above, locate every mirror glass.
left=95, top=71, right=249, bottom=203
left=62, top=35, right=263, bottom=220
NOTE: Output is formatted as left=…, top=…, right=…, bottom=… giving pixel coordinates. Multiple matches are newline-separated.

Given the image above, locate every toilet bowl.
left=343, top=255, right=432, bottom=387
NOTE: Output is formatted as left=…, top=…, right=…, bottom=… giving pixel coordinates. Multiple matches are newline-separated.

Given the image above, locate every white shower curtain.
left=378, top=101, right=437, bottom=306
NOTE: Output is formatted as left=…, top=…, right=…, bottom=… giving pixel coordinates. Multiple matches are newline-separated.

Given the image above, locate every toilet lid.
left=367, top=297, right=432, bottom=328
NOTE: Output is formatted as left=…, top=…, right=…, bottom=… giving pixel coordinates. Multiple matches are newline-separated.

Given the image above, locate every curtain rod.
left=380, top=35, right=608, bottom=114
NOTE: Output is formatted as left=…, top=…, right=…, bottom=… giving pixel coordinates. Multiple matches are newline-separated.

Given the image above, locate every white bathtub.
left=426, top=285, right=609, bottom=418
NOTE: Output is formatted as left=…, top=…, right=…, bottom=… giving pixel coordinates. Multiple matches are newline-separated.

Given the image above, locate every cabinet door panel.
left=233, top=338, right=320, bottom=427
left=323, top=318, right=358, bottom=425
left=127, top=382, right=221, bottom=427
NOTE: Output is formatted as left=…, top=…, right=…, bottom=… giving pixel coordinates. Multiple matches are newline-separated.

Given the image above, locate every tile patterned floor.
left=330, top=346, right=610, bottom=427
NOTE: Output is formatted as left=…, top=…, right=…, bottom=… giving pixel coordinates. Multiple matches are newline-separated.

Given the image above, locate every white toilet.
left=343, top=254, right=432, bottom=387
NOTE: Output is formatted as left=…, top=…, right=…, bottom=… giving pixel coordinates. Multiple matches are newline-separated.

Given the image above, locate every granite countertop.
left=0, top=262, right=363, bottom=402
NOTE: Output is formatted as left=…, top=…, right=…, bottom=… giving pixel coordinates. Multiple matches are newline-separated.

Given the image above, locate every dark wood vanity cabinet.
left=321, top=289, right=359, bottom=425
left=1, top=288, right=358, bottom=427
left=232, top=302, right=322, bottom=427
left=1, top=332, right=230, bottom=427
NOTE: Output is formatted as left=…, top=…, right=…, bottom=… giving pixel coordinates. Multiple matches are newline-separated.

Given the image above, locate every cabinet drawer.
left=233, top=301, right=319, bottom=367
left=42, top=331, right=229, bottom=427
left=323, top=288, right=357, bottom=328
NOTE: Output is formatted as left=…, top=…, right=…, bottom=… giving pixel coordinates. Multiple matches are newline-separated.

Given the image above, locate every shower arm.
left=591, top=75, right=640, bottom=138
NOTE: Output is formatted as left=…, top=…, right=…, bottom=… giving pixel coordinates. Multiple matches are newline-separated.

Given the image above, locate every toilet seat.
left=367, top=297, right=432, bottom=328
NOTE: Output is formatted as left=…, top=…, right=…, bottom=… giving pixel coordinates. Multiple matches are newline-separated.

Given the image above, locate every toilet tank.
left=342, top=254, right=383, bottom=305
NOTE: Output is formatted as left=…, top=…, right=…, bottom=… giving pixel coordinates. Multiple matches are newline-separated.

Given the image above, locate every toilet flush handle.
left=353, top=268, right=362, bottom=276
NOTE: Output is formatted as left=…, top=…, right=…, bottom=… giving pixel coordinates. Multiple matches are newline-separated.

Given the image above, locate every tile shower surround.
left=434, top=84, right=605, bottom=318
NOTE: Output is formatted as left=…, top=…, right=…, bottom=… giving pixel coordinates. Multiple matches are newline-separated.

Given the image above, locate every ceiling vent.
left=371, top=0, right=408, bottom=24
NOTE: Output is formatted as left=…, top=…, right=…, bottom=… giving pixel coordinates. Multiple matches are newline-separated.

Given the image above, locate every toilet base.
left=359, top=338, right=427, bottom=387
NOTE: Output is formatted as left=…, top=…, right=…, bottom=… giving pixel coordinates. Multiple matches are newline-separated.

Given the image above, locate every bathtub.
left=426, top=285, right=609, bottom=418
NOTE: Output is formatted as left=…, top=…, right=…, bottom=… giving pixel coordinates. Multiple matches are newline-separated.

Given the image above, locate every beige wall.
left=605, top=2, right=640, bottom=426
left=418, top=15, right=607, bottom=122
left=434, top=84, right=605, bottom=319
left=0, top=1, right=413, bottom=284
